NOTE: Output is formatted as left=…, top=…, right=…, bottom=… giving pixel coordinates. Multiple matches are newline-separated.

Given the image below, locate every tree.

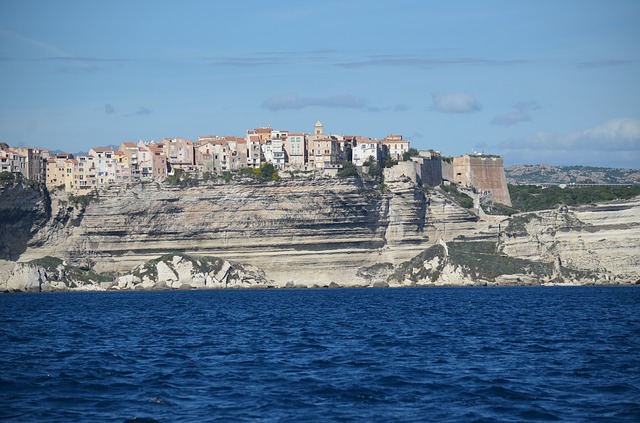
left=363, top=156, right=376, bottom=167
left=337, top=161, right=358, bottom=178
left=368, top=162, right=383, bottom=179
left=402, top=148, right=419, bottom=161
left=259, top=163, right=278, bottom=181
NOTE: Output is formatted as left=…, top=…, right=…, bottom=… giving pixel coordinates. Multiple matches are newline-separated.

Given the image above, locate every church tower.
left=314, top=120, right=323, bottom=136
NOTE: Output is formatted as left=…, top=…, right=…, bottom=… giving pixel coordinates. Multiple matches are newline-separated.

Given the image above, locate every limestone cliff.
left=0, top=180, right=50, bottom=260
left=499, top=200, right=640, bottom=284
left=1, top=176, right=431, bottom=290
left=389, top=198, right=640, bottom=286
left=1, top=175, right=638, bottom=291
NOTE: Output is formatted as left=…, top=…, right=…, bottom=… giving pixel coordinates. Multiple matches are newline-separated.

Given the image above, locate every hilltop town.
left=2, top=120, right=640, bottom=291
left=0, top=120, right=512, bottom=206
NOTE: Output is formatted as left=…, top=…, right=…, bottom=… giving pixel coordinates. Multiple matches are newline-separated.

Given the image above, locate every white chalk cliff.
left=1, top=175, right=638, bottom=291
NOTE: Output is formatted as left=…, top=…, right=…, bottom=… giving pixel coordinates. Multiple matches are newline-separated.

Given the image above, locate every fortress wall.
left=384, top=161, right=422, bottom=185
left=441, top=160, right=453, bottom=182
left=468, top=156, right=512, bottom=206
left=452, top=155, right=512, bottom=206
left=412, top=155, right=443, bottom=187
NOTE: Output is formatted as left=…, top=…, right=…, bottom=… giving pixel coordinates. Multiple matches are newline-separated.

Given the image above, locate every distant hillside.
left=505, top=164, right=640, bottom=185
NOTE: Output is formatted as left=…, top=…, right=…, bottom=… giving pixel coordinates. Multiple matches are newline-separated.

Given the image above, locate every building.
left=262, top=138, right=286, bottom=169
left=308, top=121, right=343, bottom=169
left=381, top=135, right=410, bottom=161
left=118, top=142, right=141, bottom=181
left=62, top=154, right=97, bottom=194
left=0, top=149, right=26, bottom=175
left=45, top=154, right=73, bottom=189
left=12, top=147, right=44, bottom=181
left=113, top=150, right=132, bottom=184
left=226, top=136, right=249, bottom=170
left=247, top=135, right=263, bottom=168
left=283, top=133, right=307, bottom=168
left=138, top=143, right=168, bottom=180
left=88, top=147, right=117, bottom=187
left=162, top=138, right=194, bottom=170
left=309, top=136, right=342, bottom=169
left=352, top=138, right=380, bottom=166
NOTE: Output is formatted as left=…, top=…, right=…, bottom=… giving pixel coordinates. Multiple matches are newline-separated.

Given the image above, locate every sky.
left=1, top=0, right=639, bottom=168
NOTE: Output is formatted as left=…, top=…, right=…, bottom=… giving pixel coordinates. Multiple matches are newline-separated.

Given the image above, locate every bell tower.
left=314, top=120, right=323, bottom=136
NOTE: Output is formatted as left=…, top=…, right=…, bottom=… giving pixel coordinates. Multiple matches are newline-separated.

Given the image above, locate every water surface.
left=1, top=287, right=639, bottom=422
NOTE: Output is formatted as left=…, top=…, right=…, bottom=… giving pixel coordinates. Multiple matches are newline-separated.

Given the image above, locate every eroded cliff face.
left=500, top=200, right=640, bottom=284
left=6, top=176, right=431, bottom=288
left=1, top=176, right=638, bottom=291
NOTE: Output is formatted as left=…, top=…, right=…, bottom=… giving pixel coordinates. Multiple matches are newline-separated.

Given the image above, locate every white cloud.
left=513, top=100, right=540, bottom=112
left=574, top=117, right=640, bottom=147
left=431, top=93, right=481, bottom=114
left=262, top=94, right=367, bottom=111
left=492, top=100, right=540, bottom=126
left=0, top=28, right=71, bottom=58
left=492, top=111, right=531, bottom=126
left=497, top=118, right=640, bottom=167
left=126, top=107, right=152, bottom=117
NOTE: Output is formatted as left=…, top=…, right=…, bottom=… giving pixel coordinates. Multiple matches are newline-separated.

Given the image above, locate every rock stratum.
left=1, top=175, right=638, bottom=292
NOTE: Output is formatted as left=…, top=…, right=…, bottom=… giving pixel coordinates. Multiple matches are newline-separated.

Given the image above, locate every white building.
left=88, top=147, right=117, bottom=187
left=352, top=139, right=380, bottom=166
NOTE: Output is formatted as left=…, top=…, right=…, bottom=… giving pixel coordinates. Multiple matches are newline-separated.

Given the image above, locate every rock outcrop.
left=2, top=254, right=270, bottom=292
left=500, top=200, right=640, bottom=284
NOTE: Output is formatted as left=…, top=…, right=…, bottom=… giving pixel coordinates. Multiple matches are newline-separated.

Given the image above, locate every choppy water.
left=1, top=287, right=639, bottom=422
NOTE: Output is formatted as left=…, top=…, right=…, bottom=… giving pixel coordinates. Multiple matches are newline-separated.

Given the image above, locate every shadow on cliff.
left=0, top=179, right=51, bottom=260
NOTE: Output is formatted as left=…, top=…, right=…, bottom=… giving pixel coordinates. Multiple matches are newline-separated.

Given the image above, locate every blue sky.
left=1, top=0, right=639, bottom=168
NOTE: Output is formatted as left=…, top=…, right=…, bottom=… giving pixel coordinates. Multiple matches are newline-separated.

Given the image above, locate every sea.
left=1, top=286, right=639, bottom=422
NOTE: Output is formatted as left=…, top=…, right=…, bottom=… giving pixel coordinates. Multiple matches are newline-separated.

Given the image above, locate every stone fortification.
left=443, top=155, right=512, bottom=206
left=413, top=153, right=443, bottom=187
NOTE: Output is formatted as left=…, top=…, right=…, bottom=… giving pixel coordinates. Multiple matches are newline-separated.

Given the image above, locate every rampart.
left=445, top=155, right=512, bottom=206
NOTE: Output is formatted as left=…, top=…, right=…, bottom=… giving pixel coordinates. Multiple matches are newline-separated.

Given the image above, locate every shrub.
left=508, top=184, right=640, bottom=212
left=440, top=184, right=474, bottom=209
left=402, top=148, right=419, bottom=161
left=337, top=161, right=358, bottom=178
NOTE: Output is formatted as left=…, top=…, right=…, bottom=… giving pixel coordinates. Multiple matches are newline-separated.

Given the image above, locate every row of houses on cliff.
left=2, top=121, right=410, bottom=192
left=1, top=121, right=511, bottom=206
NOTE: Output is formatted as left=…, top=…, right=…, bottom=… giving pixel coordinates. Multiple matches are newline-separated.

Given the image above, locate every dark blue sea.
left=1, top=287, right=639, bottom=422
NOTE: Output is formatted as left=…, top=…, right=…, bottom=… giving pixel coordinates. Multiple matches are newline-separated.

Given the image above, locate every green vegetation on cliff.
left=26, top=256, right=114, bottom=286
left=448, top=241, right=553, bottom=281
left=337, top=161, right=359, bottom=178
left=389, top=241, right=597, bottom=284
left=132, top=253, right=227, bottom=281
left=509, top=184, right=640, bottom=212
left=390, top=244, right=446, bottom=283
left=506, top=164, right=640, bottom=185
left=439, top=184, right=474, bottom=209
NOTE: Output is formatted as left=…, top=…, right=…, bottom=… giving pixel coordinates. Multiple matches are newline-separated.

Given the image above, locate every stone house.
left=381, top=135, right=410, bottom=161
